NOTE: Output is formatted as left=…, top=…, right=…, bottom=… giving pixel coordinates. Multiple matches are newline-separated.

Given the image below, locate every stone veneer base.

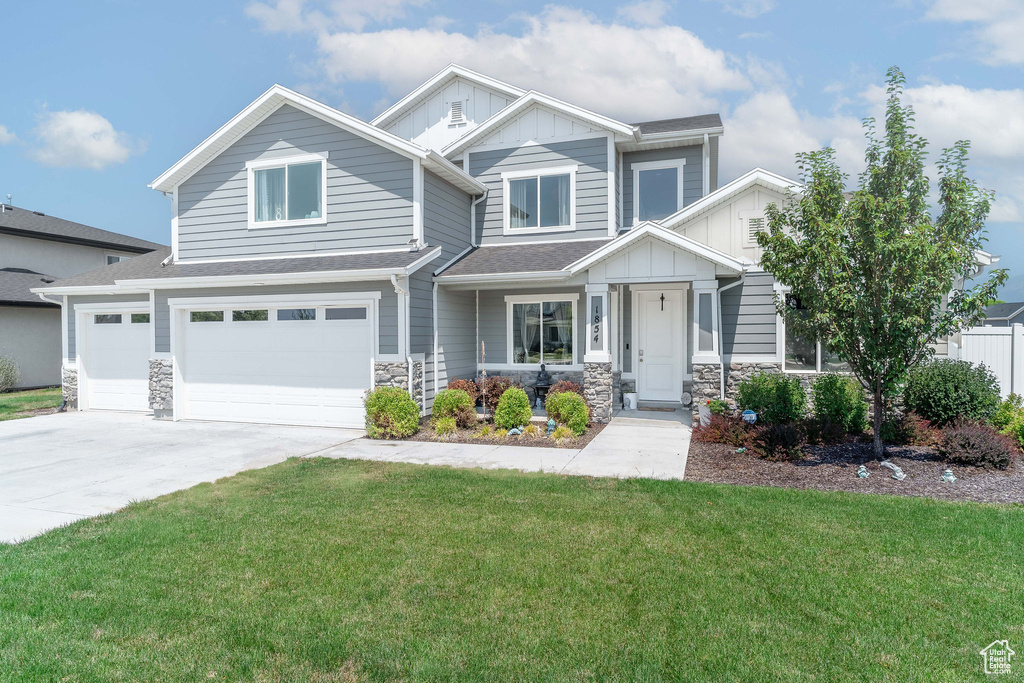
left=584, top=362, right=613, bottom=423
left=149, top=358, right=174, bottom=412
left=61, top=365, right=78, bottom=410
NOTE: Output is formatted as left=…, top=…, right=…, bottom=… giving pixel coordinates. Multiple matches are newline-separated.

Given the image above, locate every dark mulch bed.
left=404, top=421, right=606, bottom=449
left=687, top=441, right=1024, bottom=504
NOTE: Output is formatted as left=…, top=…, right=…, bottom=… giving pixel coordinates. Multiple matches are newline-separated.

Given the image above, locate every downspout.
left=717, top=273, right=746, bottom=400
left=470, top=189, right=487, bottom=248
left=432, top=281, right=439, bottom=407
left=36, top=292, right=68, bottom=411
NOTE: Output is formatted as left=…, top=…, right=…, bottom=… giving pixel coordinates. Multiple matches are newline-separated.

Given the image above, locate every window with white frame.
left=247, top=153, right=327, bottom=228
left=632, top=159, right=685, bottom=224
left=503, top=166, right=575, bottom=233
left=106, top=255, right=130, bottom=265
left=783, top=294, right=850, bottom=373
left=507, top=296, right=575, bottom=365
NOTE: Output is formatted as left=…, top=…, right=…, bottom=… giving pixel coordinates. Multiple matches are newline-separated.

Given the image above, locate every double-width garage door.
left=179, top=303, right=373, bottom=428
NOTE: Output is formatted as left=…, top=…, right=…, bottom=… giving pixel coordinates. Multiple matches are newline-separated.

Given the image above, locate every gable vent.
left=449, top=100, right=465, bottom=124
left=746, top=215, right=765, bottom=241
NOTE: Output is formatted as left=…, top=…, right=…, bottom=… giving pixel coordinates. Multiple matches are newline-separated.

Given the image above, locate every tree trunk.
left=872, top=384, right=885, bottom=459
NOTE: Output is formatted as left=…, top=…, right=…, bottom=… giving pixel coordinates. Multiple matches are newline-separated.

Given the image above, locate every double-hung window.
left=632, top=159, right=685, bottom=224
left=783, top=294, right=850, bottom=373
left=247, top=152, right=328, bottom=229
left=506, top=295, right=576, bottom=365
left=502, top=166, right=576, bottom=234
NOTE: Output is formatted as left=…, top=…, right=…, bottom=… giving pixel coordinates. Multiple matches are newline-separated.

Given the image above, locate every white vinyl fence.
left=960, top=324, right=1024, bottom=398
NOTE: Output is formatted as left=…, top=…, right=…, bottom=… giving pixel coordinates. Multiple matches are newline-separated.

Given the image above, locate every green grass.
left=0, top=387, right=60, bottom=421
left=0, top=459, right=1020, bottom=681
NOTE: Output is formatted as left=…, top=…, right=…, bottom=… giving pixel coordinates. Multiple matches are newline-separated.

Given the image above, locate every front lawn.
left=0, top=387, right=61, bottom=421
left=0, top=459, right=1020, bottom=681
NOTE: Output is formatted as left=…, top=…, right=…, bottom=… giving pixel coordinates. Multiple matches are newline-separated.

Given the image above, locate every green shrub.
left=478, top=376, right=517, bottom=413
left=446, top=378, right=480, bottom=405
left=0, top=356, right=20, bottom=393
left=736, top=372, right=806, bottom=424
left=903, top=359, right=1000, bottom=427
left=992, top=393, right=1023, bottom=429
left=937, top=420, right=1017, bottom=470
left=751, top=423, right=804, bottom=462
left=433, top=388, right=476, bottom=428
left=801, top=417, right=848, bottom=445
left=880, top=411, right=940, bottom=447
left=364, top=386, right=420, bottom=439
left=433, top=416, right=457, bottom=436
left=706, top=399, right=729, bottom=416
left=811, top=373, right=868, bottom=433
left=551, top=425, right=574, bottom=440
left=545, top=390, right=590, bottom=436
left=494, top=387, right=533, bottom=429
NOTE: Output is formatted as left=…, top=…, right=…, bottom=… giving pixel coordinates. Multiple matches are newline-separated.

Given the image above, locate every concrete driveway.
left=0, top=411, right=361, bottom=544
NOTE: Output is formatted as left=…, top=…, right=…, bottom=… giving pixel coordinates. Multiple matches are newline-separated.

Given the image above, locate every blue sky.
left=2, top=0, right=1022, bottom=293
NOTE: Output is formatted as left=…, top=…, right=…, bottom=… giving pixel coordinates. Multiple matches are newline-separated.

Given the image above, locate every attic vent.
left=449, top=100, right=465, bottom=125
left=746, top=215, right=766, bottom=241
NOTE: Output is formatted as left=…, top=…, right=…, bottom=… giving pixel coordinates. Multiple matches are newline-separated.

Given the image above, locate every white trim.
left=166, top=291, right=381, bottom=310
left=631, top=159, right=685, bottom=227
left=606, top=133, right=616, bottom=238
left=616, top=150, right=623, bottom=233
left=434, top=270, right=570, bottom=286
left=632, top=286, right=686, bottom=401
left=584, top=284, right=611, bottom=363
left=170, top=246, right=413, bottom=266
left=74, top=302, right=151, bottom=413
left=149, top=291, right=157, bottom=356
left=170, top=186, right=179, bottom=261
left=246, top=152, right=329, bottom=230
left=455, top=131, right=613, bottom=159
left=501, top=165, right=577, bottom=236
left=504, top=293, right=580, bottom=366
left=660, top=167, right=802, bottom=231
left=692, top=286, right=719, bottom=356
left=412, top=158, right=424, bottom=247
left=60, top=295, right=69, bottom=362
left=478, top=363, right=584, bottom=373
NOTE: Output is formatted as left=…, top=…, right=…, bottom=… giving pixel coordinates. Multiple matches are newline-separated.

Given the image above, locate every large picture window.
left=503, top=167, right=575, bottom=233
left=247, top=153, right=327, bottom=229
left=632, top=159, right=685, bottom=224
left=508, top=298, right=574, bottom=365
left=783, top=295, right=850, bottom=373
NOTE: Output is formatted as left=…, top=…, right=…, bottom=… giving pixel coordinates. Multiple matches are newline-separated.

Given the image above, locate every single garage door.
left=180, top=303, right=374, bottom=428
left=83, top=311, right=151, bottom=411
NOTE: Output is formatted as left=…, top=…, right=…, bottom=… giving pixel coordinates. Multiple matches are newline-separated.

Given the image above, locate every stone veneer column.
left=61, top=365, right=78, bottom=410
left=692, top=361, right=785, bottom=421
left=374, top=361, right=410, bottom=391
left=584, top=362, right=613, bottom=423
left=149, top=358, right=174, bottom=418
left=410, top=359, right=424, bottom=411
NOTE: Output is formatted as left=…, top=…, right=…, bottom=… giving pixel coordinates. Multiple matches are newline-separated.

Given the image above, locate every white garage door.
left=83, top=311, right=151, bottom=411
left=180, top=303, right=374, bottom=428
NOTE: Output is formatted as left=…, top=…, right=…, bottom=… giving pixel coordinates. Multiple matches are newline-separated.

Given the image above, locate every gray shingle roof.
left=632, top=113, right=723, bottom=136
left=438, top=240, right=611, bottom=277
left=0, top=268, right=59, bottom=307
left=40, top=247, right=435, bottom=288
left=0, top=205, right=164, bottom=253
left=985, top=302, right=1024, bottom=319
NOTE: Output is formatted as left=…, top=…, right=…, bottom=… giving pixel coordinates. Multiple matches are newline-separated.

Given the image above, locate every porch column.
left=584, top=284, right=613, bottom=423
left=691, top=279, right=722, bottom=419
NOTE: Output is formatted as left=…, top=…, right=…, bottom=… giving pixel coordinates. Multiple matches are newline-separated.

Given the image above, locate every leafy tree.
left=757, top=67, right=1006, bottom=458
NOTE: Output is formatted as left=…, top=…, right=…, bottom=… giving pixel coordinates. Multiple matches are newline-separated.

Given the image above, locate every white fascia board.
left=433, top=270, right=570, bottom=286
left=150, top=84, right=433, bottom=194
left=639, top=126, right=724, bottom=142
left=31, top=285, right=151, bottom=296
left=370, top=64, right=526, bottom=128
left=441, top=91, right=638, bottom=159
left=659, top=168, right=803, bottom=230
left=423, top=151, right=486, bottom=194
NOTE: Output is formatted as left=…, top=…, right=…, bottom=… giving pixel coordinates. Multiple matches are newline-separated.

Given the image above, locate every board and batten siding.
left=720, top=272, right=777, bottom=357
left=477, top=286, right=586, bottom=366
left=67, top=294, right=151, bottom=359
left=151, top=283, right=399, bottom=355
left=467, top=137, right=609, bottom=245
left=176, top=104, right=415, bottom=261
left=622, top=145, right=704, bottom=227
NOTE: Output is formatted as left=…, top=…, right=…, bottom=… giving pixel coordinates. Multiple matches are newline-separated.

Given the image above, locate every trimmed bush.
left=736, top=372, right=806, bottom=424
left=365, top=386, right=420, bottom=439
left=811, top=374, right=868, bottom=433
left=936, top=420, right=1017, bottom=470
left=548, top=380, right=583, bottom=398
left=446, top=378, right=480, bottom=406
left=706, top=399, right=729, bottom=416
left=904, top=359, right=1000, bottom=427
left=0, top=356, right=20, bottom=393
left=494, top=387, right=533, bottom=430
left=880, top=411, right=940, bottom=447
left=692, top=414, right=751, bottom=448
left=752, top=423, right=804, bottom=462
left=478, top=376, right=517, bottom=414
left=546, top=390, right=590, bottom=436
left=433, top=416, right=457, bottom=436
left=433, top=388, right=476, bottom=428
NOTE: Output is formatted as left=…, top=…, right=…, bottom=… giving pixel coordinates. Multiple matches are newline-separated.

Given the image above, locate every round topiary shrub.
left=364, top=386, right=420, bottom=439
left=811, top=373, right=868, bottom=433
left=446, top=378, right=480, bottom=406
left=545, top=390, right=590, bottom=436
left=736, top=371, right=806, bottom=424
left=0, top=356, right=20, bottom=393
left=904, top=359, right=1000, bottom=427
left=937, top=419, right=1017, bottom=470
left=433, top=388, right=476, bottom=428
left=493, top=386, right=533, bottom=430
left=478, top=375, right=517, bottom=414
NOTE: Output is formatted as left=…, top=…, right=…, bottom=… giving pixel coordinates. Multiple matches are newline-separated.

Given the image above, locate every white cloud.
left=704, top=0, right=776, bottom=18
left=0, top=125, right=15, bottom=145
left=926, top=0, right=1024, bottom=65
left=247, top=0, right=428, bottom=33
left=616, top=0, right=672, bottom=26
left=31, top=110, right=143, bottom=170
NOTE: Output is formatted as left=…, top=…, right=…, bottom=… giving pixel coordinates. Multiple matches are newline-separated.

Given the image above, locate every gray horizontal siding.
left=177, top=104, right=414, bottom=260
left=67, top=294, right=150, bottom=359
left=423, top=170, right=472, bottom=262
left=721, top=272, right=777, bottom=356
left=152, top=282, right=399, bottom=355
left=622, top=145, right=704, bottom=227
left=434, top=286, right=477, bottom=408
left=468, top=137, right=609, bottom=245
left=709, top=136, right=719, bottom=193
left=477, top=286, right=586, bottom=365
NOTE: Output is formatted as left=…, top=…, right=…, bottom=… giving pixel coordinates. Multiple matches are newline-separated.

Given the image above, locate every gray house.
left=1, top=206, right=162, bottom=388
left=35, top=65, right=955, bottom=427
left=984, top=302, right=1024, bottom=327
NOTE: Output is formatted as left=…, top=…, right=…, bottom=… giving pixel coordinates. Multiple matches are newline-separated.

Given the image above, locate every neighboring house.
left=33, top=64, right=997, bottom=428
left=0, top=205, right=163, bottom=389
left=984, top=302, right=1024, bottom=326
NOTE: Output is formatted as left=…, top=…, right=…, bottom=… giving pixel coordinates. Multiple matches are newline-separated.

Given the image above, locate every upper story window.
left=501, top=165, right=577, bottom=235
left=106, top=255, right=130, bottom=265
left=632, top=159, right=685, bottom=224
left=246, top=152, right=328, bottom=230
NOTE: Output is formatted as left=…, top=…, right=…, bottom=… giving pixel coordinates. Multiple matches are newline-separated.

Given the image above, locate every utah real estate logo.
left=980, top=640, right=1015, bottom=675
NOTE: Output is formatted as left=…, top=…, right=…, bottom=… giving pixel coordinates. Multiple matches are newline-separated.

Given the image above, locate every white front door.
left=636, top=289, right=684, bottom=402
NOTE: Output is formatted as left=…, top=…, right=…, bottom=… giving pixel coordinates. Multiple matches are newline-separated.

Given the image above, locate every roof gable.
left=660, top=168, right=802, bottom=231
